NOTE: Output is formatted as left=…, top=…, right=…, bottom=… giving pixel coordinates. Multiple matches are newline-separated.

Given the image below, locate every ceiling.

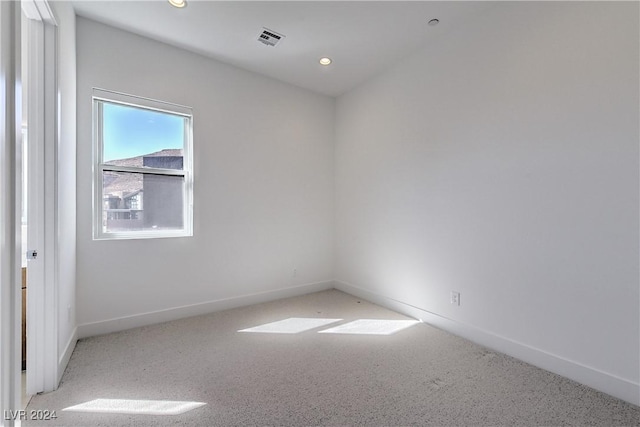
left=71, top=1, right=496, bottom=97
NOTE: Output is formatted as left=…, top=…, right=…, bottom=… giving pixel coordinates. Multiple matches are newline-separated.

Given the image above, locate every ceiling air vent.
left=257, top=28, right=285, bottom=47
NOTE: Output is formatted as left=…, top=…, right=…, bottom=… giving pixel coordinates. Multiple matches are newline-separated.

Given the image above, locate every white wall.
left=0, top=0, right=22, bottom=417
left=76, top=18, right=334, bottom=332
left=49, top=1, right=77, bottom=379
left=335, top=2, right=639, bottom=404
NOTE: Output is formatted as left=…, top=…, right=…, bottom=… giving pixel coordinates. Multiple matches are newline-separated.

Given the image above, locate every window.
left=93, top=89, right=193, bottom=239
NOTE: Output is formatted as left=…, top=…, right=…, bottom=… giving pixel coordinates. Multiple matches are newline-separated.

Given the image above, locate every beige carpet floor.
left=25, top=290, right=640, bottom=426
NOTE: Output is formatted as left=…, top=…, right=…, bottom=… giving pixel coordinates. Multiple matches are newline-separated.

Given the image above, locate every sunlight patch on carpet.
left=318, top=319, right=419, bottom=335
left=62, top=399, right=206, bottom=415
left=238, top=317, right=342, bottom=334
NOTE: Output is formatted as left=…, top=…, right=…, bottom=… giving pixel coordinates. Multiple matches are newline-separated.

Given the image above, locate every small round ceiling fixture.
left=168, top=0, right=187, bottom=8
left=319, top=57, right=332, bottom=66
left=428, top=18, right=440, bottom=26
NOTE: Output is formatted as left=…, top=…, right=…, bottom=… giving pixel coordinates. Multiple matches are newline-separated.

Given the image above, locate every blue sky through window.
left=103, top=102, right=184, bottom=162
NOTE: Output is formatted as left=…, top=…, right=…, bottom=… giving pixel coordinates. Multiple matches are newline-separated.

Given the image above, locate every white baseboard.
left=77, top=280, right=334, bottom=339
left=334, top=280, right=640, bottom=407
left=58, top=327, right=77, bottom=386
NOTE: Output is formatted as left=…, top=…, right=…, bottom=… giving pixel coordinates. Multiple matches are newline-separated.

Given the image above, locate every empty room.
left=0, top=1, right=638, bottom=426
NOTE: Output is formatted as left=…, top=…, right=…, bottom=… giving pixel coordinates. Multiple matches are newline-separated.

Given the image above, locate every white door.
left=22, top=0, right=59, bottom=396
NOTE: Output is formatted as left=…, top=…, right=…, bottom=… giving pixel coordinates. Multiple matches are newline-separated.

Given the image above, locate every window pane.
left=102, top=102, right=184, bottom=170
left=103, top=171, right=184, bottom=233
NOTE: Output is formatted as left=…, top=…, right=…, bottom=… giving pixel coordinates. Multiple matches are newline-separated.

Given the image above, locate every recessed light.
left=168, top=0, right=187, bottom=8
left=319, top=57, right=332, bottom=66
left=428, top=18, right=439, bottom=26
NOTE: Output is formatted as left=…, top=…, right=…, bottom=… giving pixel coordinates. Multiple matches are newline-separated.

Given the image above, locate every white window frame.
left=92, top=88, right=193, bottom=240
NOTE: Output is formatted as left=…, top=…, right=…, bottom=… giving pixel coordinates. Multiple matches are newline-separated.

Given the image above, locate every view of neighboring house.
left=103, top=148, right=183, bottom=231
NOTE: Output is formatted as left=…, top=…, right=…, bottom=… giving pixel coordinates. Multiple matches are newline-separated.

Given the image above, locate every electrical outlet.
left=450, top=291, right=460, bottom=306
